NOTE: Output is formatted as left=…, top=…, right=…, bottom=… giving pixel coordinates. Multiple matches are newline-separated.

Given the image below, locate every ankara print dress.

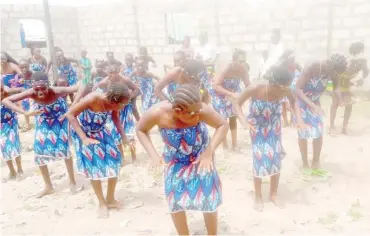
left=291, top=74, right=329, bottom=139
left=210, top=77, right=241, bottom=119
left=160, top=122, right=222, bottom=213
left=30, top=62, right=46, bottom=73
left=248, top=99, right=286, bottom=177
left=72, top=109, right=122, bottom=179
left=135, top=76, right=159, bottom=112
left=33, top=97, right=70, bottom=166
left=0, top=104, right=21, bottom=161
left=119, top=103, right=135, bottom=140
left=58, top=63, right=78, bottom=86
left=2, top=73, right=22, bottom=88
left=167, top=82, right=179, bottom=102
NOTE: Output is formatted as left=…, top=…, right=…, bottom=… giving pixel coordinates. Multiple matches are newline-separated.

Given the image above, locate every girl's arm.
left=112, top=110, right=128, bottom=144
left=53, top=85, right=79, bottom=95
left=92, top=77, right=108, bottom=91
left=65, top=93, right=97, bottom=141
left=199, top=104, right=229, bottom=153
left=2, top=89, right=34, bottom=114
left=121, top=75, right=139, bottom=98
left=136, top=104, right=162, bottom=163
left=154, top=67, right=181, bottom=101
left=287, top=91, right=305, bottom=127
left=212, top=64, right=235, bottom=97
left=11, top=63, right=24, bottom=78
left=233, top=85, right=256, bottom=128
left=293, top=62, right=319, bottom=110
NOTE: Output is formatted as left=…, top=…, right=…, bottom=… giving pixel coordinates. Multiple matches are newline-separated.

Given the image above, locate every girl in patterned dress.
left=66, top=83, right=131, bottom=218
left=291, top=54, right=347, bottom=175
left=55, top=50, right=80, bottom=102
left=130, top=58, right=160, bottom=112
left=234, top=66, right=300, bottom=211
left=154, top=59, right=205, bottom=102
left=2, top=72, right=79, bottom=198
left=1, top=52, right=23, bottom=88
left=136, top=84, right=228, bottom=235
left=163, top=51, right=187, bottom=101
left=211, top=49, right=250, bottom=150
left=1, top=82, right=24, bottom=180
left=29, top=47, right=47, bottom=73
left=329, top=42, right=369, bottom=135
left=94, top=63, right=139, bottom=163
left=19, top=59, right=34, bottom=131
left=123, top=53, right=140, bottom=121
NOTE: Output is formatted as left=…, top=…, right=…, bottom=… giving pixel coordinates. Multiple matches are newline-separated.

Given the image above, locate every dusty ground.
left=1, top=95, right=370, bottom=235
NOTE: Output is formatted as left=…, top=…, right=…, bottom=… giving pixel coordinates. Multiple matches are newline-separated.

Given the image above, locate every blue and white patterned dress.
left=30, top=62, right=46, bottom=73
left=167, top=82, right=179, bottom=102
left=0, top=104, right=21, bottom=160
left=72, top=109, right=122, bottom=179
left=210, top=78, right=241, bottom=119
left=135, top=76, right=159, bottom=112
left=33, top=97, right=70, bottom=166
left=160, top=122, right=222, bottom=213
left=2, top=73, right=22, bottom=88
left=120, top=103, right=135, bottom=140
left=248, top=99, right=286, bottom=177
left=291, top=73, right=329, bottom=139
left=58, top=63, right=78, bottom=86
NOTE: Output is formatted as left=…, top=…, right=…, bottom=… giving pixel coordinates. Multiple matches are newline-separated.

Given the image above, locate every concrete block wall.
left=0, top=4, right=80, bottom=60
left=1, top=0, right=370, bottom=79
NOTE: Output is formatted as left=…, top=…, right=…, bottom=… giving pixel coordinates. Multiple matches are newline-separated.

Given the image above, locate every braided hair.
left=1, top=52, right=19, bottom=65
left=349, top=42, right=364, bottom=56
left=268, top=66, right=293, bottom=87
left=106, top=82, right=130, bottom=103
left=182, top=59, right=205, bottom=84
left=32, top=71, right=49, bottom=82
left=172, top=84, right=201, bottom=110
left=327, top=53, right=348, bottom=74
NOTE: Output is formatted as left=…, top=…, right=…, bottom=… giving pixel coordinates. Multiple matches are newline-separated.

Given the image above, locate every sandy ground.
left=1, top=95, right=370, bottom=235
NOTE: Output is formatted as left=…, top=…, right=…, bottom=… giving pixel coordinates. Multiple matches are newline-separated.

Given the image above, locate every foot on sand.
left=97, top=205, right=109, bottom=218
left=341, top=127, right=348, bottom=135
left=16, top=171, right=25, bottom=181
left=106, top=199, right=122, bottom=210
left=270, top=195, right=285, bottom=209
left=70, top=184, right=78, bottom=194
left=36, top=187, right=55, bottom=198
left=254, top=197, right=264, bottom=212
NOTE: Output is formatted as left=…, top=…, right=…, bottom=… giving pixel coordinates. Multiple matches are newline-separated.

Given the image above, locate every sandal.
left=301, top=169, right=312, bottom=181
left=311, top=169, right=332, bottom=181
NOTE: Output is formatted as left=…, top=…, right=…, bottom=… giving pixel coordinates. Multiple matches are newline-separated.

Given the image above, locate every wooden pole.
left=43, top=0, right=57, bottom=83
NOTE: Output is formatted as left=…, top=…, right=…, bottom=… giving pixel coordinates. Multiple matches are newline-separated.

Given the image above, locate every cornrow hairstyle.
left=172, top=84, right=201, bottom=110
left=268, top=66, right=293, bottom=87
left=328, top=53, right=348, bottom=74
left=106, top=82, right=130, bottom=103
left=349, top=42, right=365, bottom=56
left=183, top=59, right=206, bottom=83
left=32, top=71, right=49, bottom=82
left=232, top=48, right=246, bottom=61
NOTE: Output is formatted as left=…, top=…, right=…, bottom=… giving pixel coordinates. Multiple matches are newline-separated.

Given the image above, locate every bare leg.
left=329, top=93, right=339, bottom=134
left=117, top=144, right=124, bottom=166
left=22, top=115, right=31, bottom=132
left=132, top=98, right=140, bottom=121
left=298, top=138, right=309, bottom=169
left=130, top=141, right=136, bottom=162
left=342, top=104, right=352, bottom=134
left=222, top=137, right=228, bottom=150
left=253, top=177, right=263, bottom=212
left=230, top=116, right=237, bottom=150
left=64, top=158, right=77, bottom=193
left=5, top=160, right=17, bottom=179
left=106, top=177, right=121, bottom=209
left=203, top=211, right=218, bottom=235
left=36, top=165, right=55, bottom=198
left=15, top=156, right=24, bottom=179
left=170, top=212, right=190, bottom=235
left=312, top=137, right=323, bottom=169
left=90, top=180, right=109, bottom=218
left=269, top=174, right=284, bottom=208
